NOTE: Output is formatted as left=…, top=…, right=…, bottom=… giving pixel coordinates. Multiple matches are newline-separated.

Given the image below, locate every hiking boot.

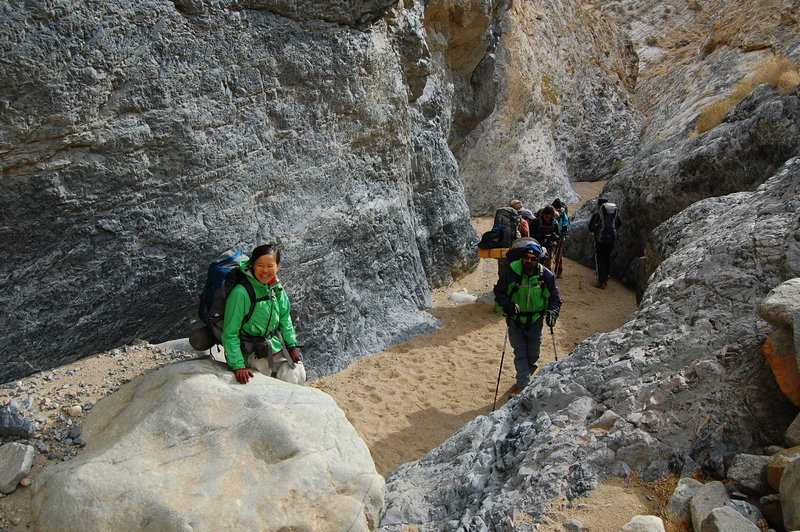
left=511, top=389, right=522, bottom=396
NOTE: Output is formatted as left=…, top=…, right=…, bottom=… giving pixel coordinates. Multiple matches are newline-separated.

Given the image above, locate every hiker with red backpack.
left=493, top=241, right=562, bottom=394
left=588, top=198, right=622, bottom=289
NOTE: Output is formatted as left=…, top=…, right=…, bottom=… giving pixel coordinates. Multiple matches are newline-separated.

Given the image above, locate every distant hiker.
left=551, top=198, right=571, bottom=278
left=529, top=205, right=560, bottom=269
left=493, top=242, right=562, bottom=394
left=222, top=244, right=302, bottom=384
left=491, top=200, right=525, bottom=277
left=509, top=199, right=526, bottom=238
left=552, top=198, right=571, bottom=234
left=518, top=209, right=536, bottom=238
left=588, top=198, right=622, bottom=289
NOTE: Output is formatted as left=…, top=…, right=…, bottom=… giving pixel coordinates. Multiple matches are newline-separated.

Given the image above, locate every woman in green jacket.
left=222, top=244, right=300, bottom=384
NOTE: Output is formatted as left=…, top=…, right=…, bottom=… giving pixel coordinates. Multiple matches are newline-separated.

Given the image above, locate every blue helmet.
left=522, top=241, right=547, bottom=260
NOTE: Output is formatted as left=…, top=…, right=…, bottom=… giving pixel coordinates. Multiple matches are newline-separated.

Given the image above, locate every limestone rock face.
left=31, top=359, right=384, bottom=531
left=568, top=86, right=800, bottom=289
left=380, top=158, right=800, bottom=530
left=597, top=0, right=800, bottom=151
left=0, top=0, right=483, bottom=381
left=458, top=0, right=642, bottom=214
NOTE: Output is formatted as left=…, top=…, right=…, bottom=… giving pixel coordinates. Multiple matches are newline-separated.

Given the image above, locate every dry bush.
left=777, top=69, right=800, bottom=91
left=694, top=100, right=732, bottom=134
left=753, top=56, right=800, bottom=90
left=638, top=474, right=692, bottom=532
left=729, top=78, right=756, bottom=101
left=694, top=56, right=799, bottom=135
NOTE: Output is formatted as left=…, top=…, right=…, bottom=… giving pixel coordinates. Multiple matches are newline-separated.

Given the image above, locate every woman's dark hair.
left=540, top=205, right=556, bottom=217
left=249, top=244, right=281, bottom=268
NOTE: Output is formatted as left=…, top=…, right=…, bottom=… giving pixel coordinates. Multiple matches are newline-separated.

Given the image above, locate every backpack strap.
left=240, top=280, right=282, bottom=325
left=506, top=264, right=547, bottom=326
left=240, top=281, right=258, bottom=324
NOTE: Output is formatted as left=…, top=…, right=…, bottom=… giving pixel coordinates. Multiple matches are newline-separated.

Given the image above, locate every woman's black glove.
left=545, top=310, right=559, bottom=328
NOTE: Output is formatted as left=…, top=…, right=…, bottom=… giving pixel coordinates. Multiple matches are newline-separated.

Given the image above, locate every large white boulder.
left=31, top=359, right=383, bottom=531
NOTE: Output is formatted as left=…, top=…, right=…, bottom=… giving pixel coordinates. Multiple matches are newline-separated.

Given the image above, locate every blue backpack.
left=190, top=250, right=261, bottom=350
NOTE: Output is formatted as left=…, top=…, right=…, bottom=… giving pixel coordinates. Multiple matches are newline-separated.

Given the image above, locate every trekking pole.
left=491, top=327, right=509, bottom=412
left=555, top=233, right=564, bottom=277
left=549, top=324, right=559, bottom=361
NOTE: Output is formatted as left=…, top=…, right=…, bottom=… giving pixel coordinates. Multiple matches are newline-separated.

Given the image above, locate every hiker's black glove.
left=234, top=368, right=254, bottom=384
left=253, top=341, right=272, bottom=359
left=288, top=347, right=301, bottom=363
left=545, top=310, right=558, bottom=328
left=502, top=303, right=519, bottom=317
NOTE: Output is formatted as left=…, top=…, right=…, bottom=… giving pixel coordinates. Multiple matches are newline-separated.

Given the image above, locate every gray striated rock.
left=31, top=359, right=383, bottom=531
left=665, top=477, right=704, bottom=524
left=727, top=454, right=770, bottom=495
left=690, top=481, right=730, bottom=532
left=563, top=519, right=584, bottom=531
left=781, top=456, right=800, bottom=531
left=0, top=0, right=483, bottom=382
left=724, top=499, right=764, bottom=527
left=700, top=506, right=759, bottom=532
left=379, top=156, right=800, bottom=529
left=0, top=403, right=34, bottom=439
left=567, top=85, right=800, bottom=290
left=0, top=442, right=35, bottom=494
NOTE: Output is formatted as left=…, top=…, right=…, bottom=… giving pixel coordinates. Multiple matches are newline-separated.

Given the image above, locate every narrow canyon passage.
left=311, top=214, right=638, bottom=476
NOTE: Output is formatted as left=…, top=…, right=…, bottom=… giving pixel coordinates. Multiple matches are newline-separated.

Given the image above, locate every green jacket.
left=493, top=259, right=562, bottom=324
left=221, top=260, right=298, bottom=370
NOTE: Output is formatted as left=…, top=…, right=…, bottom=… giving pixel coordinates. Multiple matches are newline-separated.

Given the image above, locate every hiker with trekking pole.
left=493, top=241, right=562, bottom=398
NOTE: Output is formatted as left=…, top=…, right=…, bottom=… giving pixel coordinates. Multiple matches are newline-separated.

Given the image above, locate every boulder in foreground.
left=31, top=359, right=384, bottom=531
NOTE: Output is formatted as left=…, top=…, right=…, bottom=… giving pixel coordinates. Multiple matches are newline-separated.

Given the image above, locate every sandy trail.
left=309, top=185, right=669, bottom=531
left=310, top=231, right=637, bottom=477
left=311, top=183, right=638, bottom=478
